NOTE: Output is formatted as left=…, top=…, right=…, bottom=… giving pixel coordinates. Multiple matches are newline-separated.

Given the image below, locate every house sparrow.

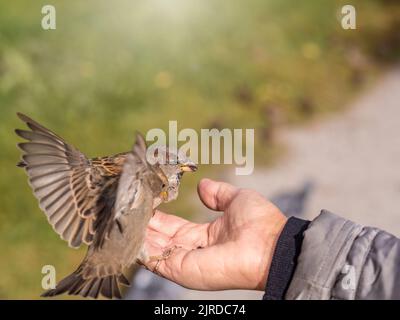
left=15, top=113, right=197, bottom=299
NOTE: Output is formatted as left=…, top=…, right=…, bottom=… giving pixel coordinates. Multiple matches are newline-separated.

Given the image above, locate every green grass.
left=0, top=0, right=398, bottom=298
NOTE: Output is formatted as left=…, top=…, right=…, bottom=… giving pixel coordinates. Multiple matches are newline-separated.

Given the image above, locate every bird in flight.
left=15, top=113, right=197, bottom=299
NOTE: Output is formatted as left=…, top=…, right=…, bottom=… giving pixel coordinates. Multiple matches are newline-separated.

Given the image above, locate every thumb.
left=197, top=178, right=239, bottom=211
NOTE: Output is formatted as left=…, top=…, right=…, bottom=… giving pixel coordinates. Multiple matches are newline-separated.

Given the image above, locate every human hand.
left=141, top=178, right=287, bottom=291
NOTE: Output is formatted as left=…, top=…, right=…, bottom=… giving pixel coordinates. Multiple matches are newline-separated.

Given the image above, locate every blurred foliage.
left=0, top=0, right=398, bottom=298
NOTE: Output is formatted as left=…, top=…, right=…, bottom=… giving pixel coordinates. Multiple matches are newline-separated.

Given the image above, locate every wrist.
left=255, top=208, right=288, bottom=291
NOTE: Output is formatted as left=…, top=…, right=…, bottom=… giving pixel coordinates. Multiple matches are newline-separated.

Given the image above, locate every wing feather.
left=16, top=113, right=101, bottom=248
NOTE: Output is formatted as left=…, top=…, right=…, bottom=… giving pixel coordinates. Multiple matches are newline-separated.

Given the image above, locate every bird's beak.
left=180, top=164, right=198, bottom=172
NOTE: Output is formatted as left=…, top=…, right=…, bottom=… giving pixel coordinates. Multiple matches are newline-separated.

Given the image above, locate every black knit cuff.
left=263, top=217, right=310, bottom=300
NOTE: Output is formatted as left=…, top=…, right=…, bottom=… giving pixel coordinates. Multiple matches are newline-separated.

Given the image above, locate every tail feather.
left=118, top=273, right=130, bottom=286
left=79, top=279, right=97, bottom=298
left=100, top=276, right=112, bottom=298
left=42, top=271, right=127, bottom=299
left=111, top=276, right=122, bottom=299
left=88, top=278, right=103, bottom=299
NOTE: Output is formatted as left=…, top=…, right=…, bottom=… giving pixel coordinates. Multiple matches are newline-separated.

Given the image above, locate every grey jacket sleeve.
left=285, top=210, right=400, bottom=300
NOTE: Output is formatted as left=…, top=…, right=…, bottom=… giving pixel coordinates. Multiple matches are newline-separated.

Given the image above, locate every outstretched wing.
left=15, top=113, right=103, bottom=248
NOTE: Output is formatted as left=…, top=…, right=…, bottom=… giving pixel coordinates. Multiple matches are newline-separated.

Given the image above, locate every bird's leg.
left=148, top=245, right=181, bottom=273
left=149, top=245, right=180, bottom=262
left=137, top=244, right=180, bottom=262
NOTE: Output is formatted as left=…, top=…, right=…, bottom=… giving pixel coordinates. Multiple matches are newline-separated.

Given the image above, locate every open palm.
left=142, top=179, right=287, bottom=291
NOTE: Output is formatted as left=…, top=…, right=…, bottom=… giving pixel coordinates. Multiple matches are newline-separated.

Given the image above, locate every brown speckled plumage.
left=15, top=113, right=196, bottom=299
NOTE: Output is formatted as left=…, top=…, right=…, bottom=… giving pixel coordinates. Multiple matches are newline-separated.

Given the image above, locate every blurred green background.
left=0, top=0, right=399, bottom=298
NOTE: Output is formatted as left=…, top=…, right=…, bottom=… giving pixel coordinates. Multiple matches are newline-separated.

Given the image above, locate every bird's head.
left=133, top=133, right=197, bottom=203
left=147, top=145, right=197, bottom=202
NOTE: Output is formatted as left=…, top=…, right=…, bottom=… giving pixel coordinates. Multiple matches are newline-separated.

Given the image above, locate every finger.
left=148, top=210, right=191, bottom=237
left=197, top=178, right=239, bottom=211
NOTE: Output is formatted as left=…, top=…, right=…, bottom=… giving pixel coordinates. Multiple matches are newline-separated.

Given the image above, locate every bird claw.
left=149, top=245, right=180, bottom=273
left=149, top=245, right=180, bottom=262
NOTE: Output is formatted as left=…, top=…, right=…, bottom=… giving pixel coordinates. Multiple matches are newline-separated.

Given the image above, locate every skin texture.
left=142, top=178, right=287, bottom=291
